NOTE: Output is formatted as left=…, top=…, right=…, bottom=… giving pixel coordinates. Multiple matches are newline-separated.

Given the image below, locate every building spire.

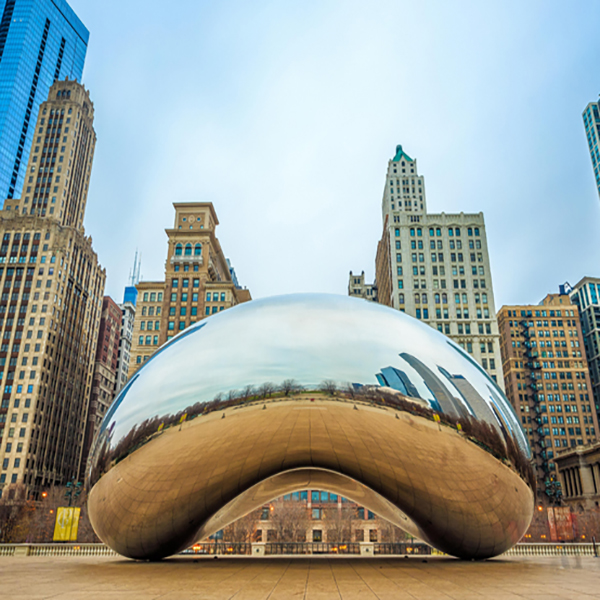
left=129, top=249, right=141, bottom=286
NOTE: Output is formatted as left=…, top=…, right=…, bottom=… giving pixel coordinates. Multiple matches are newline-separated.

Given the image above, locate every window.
left=184, top=244, right=192, bottom=256
left=194, top=243, right=202, bottom=256
left=175, top=244, right=182, bottom=256
left=172, top=279, right=178, bottom=288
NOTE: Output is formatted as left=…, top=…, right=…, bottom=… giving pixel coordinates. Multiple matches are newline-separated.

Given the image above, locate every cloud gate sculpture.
left=87, top=294, right=534, bottom=560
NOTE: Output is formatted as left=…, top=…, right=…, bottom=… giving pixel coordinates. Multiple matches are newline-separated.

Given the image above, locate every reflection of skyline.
left=99, top=294, right=528, bottom=455
left=399, top=353, right=469, bottom=420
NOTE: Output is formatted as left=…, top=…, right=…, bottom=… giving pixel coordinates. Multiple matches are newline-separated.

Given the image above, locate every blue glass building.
left=583, top=101, right=600, bottom=199
left=0, top=0, right=87, bottom=204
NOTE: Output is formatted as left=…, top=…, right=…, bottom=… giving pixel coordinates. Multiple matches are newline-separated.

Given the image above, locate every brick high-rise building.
left=0, top=79, right=104, bottom=499
left=80, top=296, right=120, bottom=479
left=351, top=145, right=503, bottom=385
left=497, top=293, right=598, bottom=502
left=128, top=203, right=251, bottom=377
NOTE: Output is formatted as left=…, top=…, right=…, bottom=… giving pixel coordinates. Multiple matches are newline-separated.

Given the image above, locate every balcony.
left=170, top=255, right=203, bottom=266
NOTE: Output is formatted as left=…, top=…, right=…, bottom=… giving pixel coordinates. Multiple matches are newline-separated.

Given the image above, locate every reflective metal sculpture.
left=87, top=294, right=534, bottom=560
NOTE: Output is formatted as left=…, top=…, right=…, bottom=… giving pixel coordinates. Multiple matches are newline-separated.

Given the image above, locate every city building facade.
left=555, top=440, right=600, bottom=511
left=0, top=79, right=104, bottom=499
left=567, top=277, right=600, bottom=419
left=251, top=490, right=405, bottom=544
left=583, top=100, right=600, bottom=198
left=497, top=293, right=598, bottom=501
left=0, top=0, right=88, bottom=203
left=115, top=286, right=136, bottom=394
left=352, top=145, right=503, bottom=384
left=80, top=295, right=120, bottom=479
left=127, top=203, right=251, bottom=377
left=348, top=271, right=377, bottom=302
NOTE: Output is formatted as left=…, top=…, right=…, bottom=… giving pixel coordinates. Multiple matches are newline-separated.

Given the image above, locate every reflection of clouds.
left=105, top=294, right=528, bottom=455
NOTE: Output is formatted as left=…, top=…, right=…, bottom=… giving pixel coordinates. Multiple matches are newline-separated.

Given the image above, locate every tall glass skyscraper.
left=0, top=0, right=87, bottom=204
left=583, top=100, right=600, bottom=199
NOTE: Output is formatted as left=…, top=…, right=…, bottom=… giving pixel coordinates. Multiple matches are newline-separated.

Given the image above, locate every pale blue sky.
left=69, top=0, right=600, bottom=308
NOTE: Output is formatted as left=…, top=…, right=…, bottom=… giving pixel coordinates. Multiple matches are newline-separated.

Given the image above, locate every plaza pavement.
left=0, top=555, right=599, bottom=599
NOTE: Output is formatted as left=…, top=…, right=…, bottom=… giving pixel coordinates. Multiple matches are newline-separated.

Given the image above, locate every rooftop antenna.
left=129, top=249, right=141, bottom=286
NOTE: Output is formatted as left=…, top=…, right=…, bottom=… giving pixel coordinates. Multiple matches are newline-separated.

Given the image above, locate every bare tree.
left=268, top=499, right=310, bottom=542
left=279, top=379, right=303, bottom=397
left=241, top=385, right=255, bottom=401
left=320, top=380, right=338, bottom=395
left=258, top=382, right=276, bottom=399
left=375, top=516, right=409, bottom=543
left=222, top=509, right=260, bottom=543
left=324, top=505, right=355, bottom=543
left=0, top=484, right=34, bottom=543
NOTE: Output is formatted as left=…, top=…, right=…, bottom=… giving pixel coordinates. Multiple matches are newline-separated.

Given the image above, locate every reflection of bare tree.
left=320, top=380, right=338, bottom=395
left=222, top=509, right=260, bottom=543
left=90, top=379, right=534, bottom=495
left=323, top=505, right=354, bottom=543
left=258, top=382, right=276, bottom=399
left=268, top=499, right=310, bottom=542
left=376, top=516, right=410, bottom=543
left=279, top=379, right=304, bottom=396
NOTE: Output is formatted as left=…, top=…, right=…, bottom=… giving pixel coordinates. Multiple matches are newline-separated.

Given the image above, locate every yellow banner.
left=53, top=507, right=81, bottom=542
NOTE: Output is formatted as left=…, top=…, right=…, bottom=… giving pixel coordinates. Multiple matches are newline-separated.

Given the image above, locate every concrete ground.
left=0, top=555, right=599, bottom=599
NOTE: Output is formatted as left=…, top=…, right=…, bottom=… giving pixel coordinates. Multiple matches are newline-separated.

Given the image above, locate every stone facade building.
left=351, top=145, right=503, bottom=385
left=0, top=80, right=105, bottom=498
left=80, top=296, right=120, bottom=479
left=348, top=271, right=377, bottom=302
left=497, top=293, right=598, bottom=502
left=555, top=440, right=600, bottom=510
left=115, top=288, right=136, bottom=394
left=128, top=203, right=251, bottom=377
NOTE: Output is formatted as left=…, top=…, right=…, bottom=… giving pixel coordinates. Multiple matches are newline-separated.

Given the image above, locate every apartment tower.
left=352, top=145, right=503, bottom=384
left=0, top=79, right=104, bottom=499
left=497, top=293, right=598, bottom=502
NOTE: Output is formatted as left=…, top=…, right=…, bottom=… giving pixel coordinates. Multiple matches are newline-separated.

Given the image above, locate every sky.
left=69, top=0, right=600, bottom=308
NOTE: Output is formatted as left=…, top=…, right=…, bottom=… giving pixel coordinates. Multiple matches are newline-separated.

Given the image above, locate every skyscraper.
left=582, top=100, right=600, bottom=198
left=0, top=0, right=88, bottom=203
left=0, top=79, right=104, bottom=498
left=351, top=145, right=503, bottom=385
left=567, top=277, right=600, bottom=419
left=497, top=293, right=598, bottom=502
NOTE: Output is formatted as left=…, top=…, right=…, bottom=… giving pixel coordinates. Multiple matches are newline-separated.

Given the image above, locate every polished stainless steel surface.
left=87, top=294, right=534, bottom=560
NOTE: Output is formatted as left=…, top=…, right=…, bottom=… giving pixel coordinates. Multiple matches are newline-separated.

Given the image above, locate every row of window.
left=505, top=309, right=574, bottom=318
left=174, top=243, right=202, bottom=257
left=142, top=292, right=163, bottom=303
left=407, top=226, right=481, bottom=237
left=171, top=278, right=200, bottom=288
